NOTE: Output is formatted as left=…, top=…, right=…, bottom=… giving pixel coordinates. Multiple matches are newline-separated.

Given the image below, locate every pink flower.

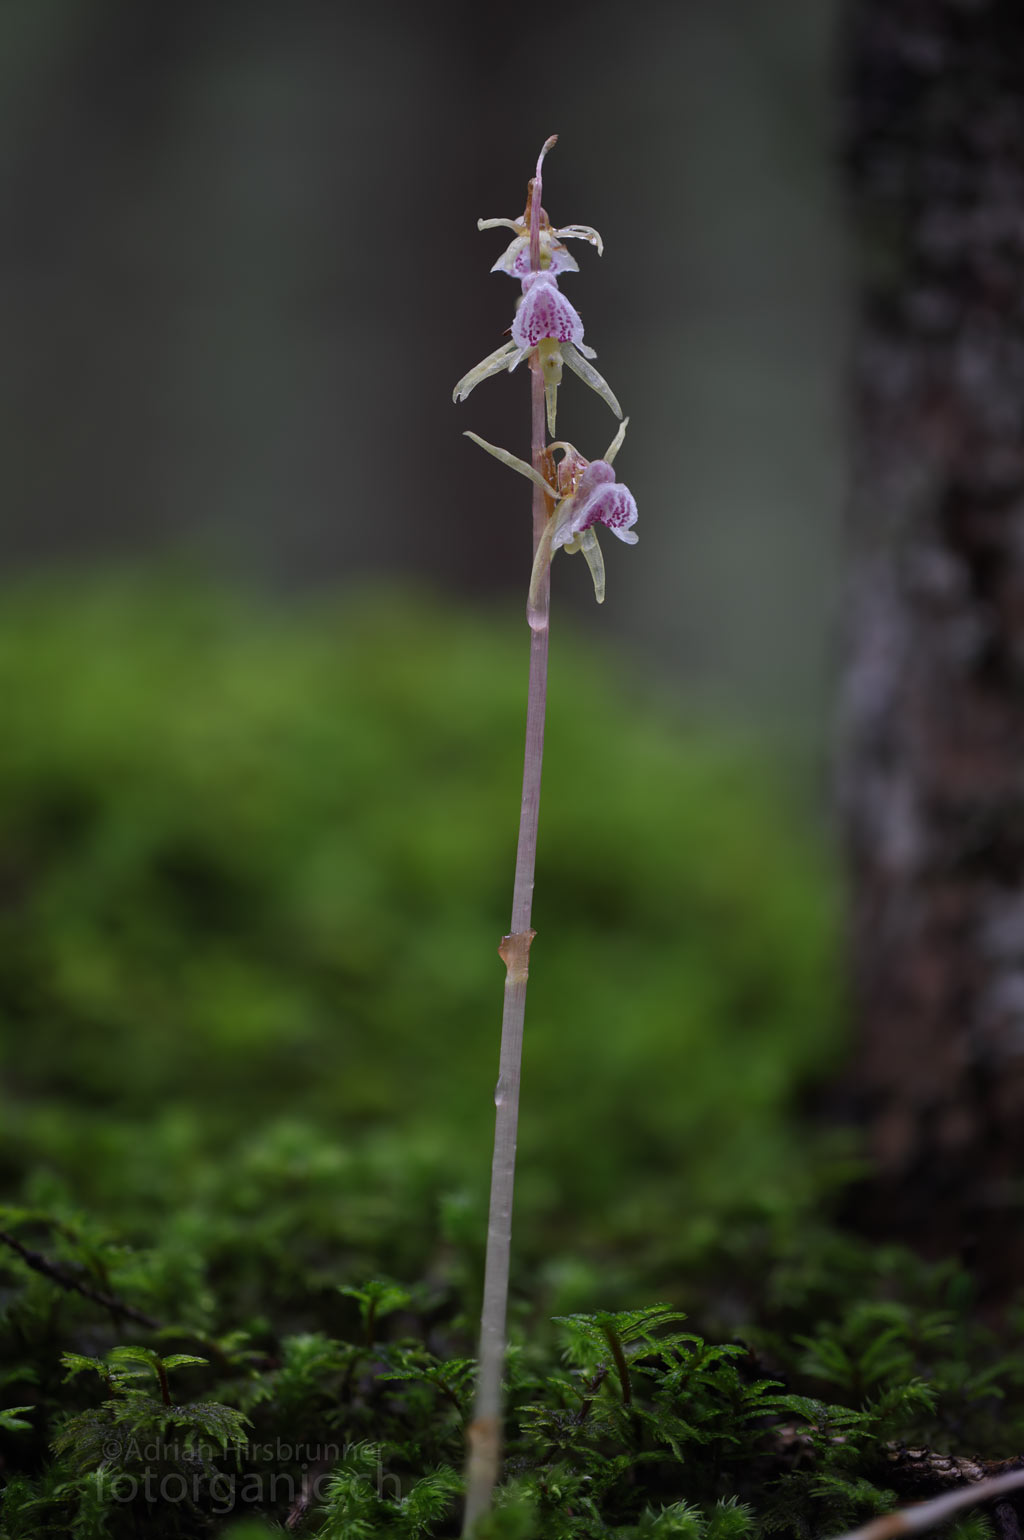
left=452, top=147, right=618, bottom=434
left=553, top=460, right=638, bottom=551
left=454, top=267, right=618, bottom=432
left=510, top=272, right=584, bottom=354
left=461, top=419, right=638, bottom=609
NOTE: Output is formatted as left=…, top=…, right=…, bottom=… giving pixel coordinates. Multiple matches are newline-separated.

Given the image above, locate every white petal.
left=545, top=242, right=580, bottom=276
left=493, top=236, right=581, bottom=279
left=490, top=236, right=530, bottom=276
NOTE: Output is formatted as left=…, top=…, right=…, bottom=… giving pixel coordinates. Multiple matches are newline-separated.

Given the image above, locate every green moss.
left=0, top=575, right=840, bottom=1243
left=3, top=577, right=1014, bottom=1539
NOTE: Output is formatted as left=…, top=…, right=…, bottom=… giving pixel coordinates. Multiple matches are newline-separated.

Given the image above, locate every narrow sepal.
left=555, top=223, right=604, bottom=255
left=561, top=343, right=622, bottom=418
left=453, top=342, right=517, bottom=404
left=603, top=416, right=629, bottom=466
left=527, top=515, right=560, bottom=625
left=566, top=527, right=606, bottom=603
left=463, top=432, right=555, bottom=496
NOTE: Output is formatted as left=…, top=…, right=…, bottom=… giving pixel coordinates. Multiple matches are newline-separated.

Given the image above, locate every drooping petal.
left=453, top=341, right=518, bottom=404
left=511, top=272, right=585, bottom=352
left=490, top=235, right=580, bottom=278
left=571, top=471, right=639, bottom=545
left=530, top=456, right=635, bottom=608
left=560, top=343, right=622, bottom=419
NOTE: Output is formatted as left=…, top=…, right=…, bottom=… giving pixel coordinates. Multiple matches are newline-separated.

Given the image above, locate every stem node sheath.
left=498, top=929, right=536, bottom=982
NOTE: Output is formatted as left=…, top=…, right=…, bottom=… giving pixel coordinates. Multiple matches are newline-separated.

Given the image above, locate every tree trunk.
left=840, top=0, right=1024, bottom=1288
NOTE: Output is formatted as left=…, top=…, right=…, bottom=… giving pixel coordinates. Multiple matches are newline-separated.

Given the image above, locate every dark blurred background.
left=1, top=0, right=844, bottom=732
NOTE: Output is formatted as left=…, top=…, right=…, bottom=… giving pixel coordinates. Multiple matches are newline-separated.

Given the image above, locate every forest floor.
left=1, top=579, right=1021, bottom=1540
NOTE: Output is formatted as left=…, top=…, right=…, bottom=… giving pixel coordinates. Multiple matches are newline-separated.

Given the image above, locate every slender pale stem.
left=462, top=358, right=552, bottom=1537
left=462, top=133, right=558, bottom=1535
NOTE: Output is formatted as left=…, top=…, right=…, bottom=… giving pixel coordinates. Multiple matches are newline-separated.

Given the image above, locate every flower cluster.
left=453, top=138, right=638, bottom=602
left=465, top=419, right=636, bottom=611
left=452, top=156, right=623, bottom=437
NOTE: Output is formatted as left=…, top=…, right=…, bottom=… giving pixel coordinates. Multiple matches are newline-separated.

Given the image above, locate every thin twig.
left=0, top=1228, right=162, bottom=1330
left=825, top=1465, right=1024, bottom=1540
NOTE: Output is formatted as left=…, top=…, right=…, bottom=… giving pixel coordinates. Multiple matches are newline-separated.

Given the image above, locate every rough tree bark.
left=840, top=0, right=1024, bottom=1287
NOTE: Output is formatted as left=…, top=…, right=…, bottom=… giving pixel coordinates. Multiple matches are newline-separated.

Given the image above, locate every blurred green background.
left=0, top=0, right=847, bottom=1284
left=0, top=581, right=840, bottom=1289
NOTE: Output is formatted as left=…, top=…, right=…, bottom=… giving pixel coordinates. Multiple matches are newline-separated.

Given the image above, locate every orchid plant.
left=453, top=136, right=639, bottom=1532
